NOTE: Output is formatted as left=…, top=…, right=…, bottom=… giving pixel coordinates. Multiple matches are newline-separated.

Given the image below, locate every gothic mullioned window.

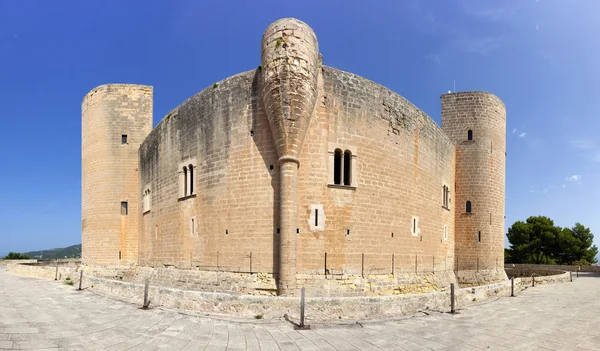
left=329, top=144, right=357, bottom=188
left=178, top=158, right=197, bottom=199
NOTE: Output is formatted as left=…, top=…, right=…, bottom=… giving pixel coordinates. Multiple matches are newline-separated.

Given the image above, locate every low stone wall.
left=6, top=261, right=82, bottom=285
left=6, top=261, right=573, bottom=321
left=508, top=263, right=600, bottom=273
left=85, top=275, right=511, bottom=321
left=512, top=270, right=571, bottom=286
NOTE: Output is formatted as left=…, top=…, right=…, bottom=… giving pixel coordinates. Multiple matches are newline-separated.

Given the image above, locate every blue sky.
left=1, top=0, right=599, bottom=256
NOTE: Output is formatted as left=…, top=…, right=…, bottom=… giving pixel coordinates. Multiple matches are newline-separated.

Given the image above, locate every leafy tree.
left=4, top=252, right=30, bottom=260
left=506, top=216, right=598, bottom=265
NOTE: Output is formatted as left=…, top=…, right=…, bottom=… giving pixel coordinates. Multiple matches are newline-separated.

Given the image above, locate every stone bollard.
left=450, top=283, right=455, bottom=314
left=511, top=277, right=514, bottom=297
left=78, top=270, right=83, bottom=291
left=294, top=287, right=311, bottom=330
left=141, top=279, right=151, bottom=309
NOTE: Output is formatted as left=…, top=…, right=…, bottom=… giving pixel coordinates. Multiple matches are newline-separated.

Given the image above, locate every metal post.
left=415, top=255, right=418, bottom=274
left=217, top=251, right=219, bottom=271
left=361, top=253, right=365, bottom=277
left=324, top=252, right=327, bottom=276
left=510, top=277, right=514, bottom=297
left=142, top=279, right=151, bottom=309
left=477, top=257, right=479, bottom=272
left=250, top=252, right=253, bottom=274
left=55, top=261, right=58, bottom=281
left=570, top=271, right=573, bottom=282
left=450, top=283, right=455, bottom=314
left=391, top=254, right=395, bottom=275
left=532, top=274, right=535, bottom=287
left=577, top=268, right=579, bottom=278
left=294, top=287, right=310, bottom=330
left=78, top=270, right=83, bottom=291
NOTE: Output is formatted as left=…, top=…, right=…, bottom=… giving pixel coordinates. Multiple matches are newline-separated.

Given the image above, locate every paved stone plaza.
left=1, top=265, right=599, bottom=350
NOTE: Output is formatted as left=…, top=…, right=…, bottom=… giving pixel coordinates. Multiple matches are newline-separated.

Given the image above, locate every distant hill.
left=23, top=244, right=81, bottom=259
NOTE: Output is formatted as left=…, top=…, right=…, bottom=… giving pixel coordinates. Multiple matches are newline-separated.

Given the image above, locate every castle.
left=81, top=18, right=507, bottom=296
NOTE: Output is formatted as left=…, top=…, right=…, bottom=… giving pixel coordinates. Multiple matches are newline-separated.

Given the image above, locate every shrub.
left=572, top=259, right=592, bottom=266
left=4, top=252, right=30, bottom=260
left=254, top=314, right=263, bottom=319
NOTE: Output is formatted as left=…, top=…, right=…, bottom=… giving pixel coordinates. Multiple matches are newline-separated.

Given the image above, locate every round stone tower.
left=441, top=92, right=507, bottom=284
left=260, top=18, right=320, bottom=295
left=82, top=84, right=153, bottom=266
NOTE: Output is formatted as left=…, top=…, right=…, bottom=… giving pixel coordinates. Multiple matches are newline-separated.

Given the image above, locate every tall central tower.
left=260, top=18, right=320, bottom=295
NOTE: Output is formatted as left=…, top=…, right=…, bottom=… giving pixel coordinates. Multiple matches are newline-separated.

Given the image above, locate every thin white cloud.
left=561, top=184, right=566, bottom=188
left=512, top=128, right=517, bottom=134
left=566, top=175, right=581, bottom=182
left=519, top=132, right=527, bottom=138
left=458, top=36, right=505, bottom=57
left=423, top=53, right=441, bottom=65
left=460, top=1, right=514, bottom=21
left=570, top=139, right=595, bottom=149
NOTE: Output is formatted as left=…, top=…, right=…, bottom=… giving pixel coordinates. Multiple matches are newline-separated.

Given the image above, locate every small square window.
left=121, top=135, right=128, bottom=144
left=120, top=201, right=128, bottom=215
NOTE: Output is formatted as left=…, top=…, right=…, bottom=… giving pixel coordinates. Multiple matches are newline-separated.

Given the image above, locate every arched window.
left=343, top=150, right=352, bottom=186
left=467, top=130, right=473, bottom=141
left=466, top=201, right=472, bottom=213
left=188, top=164, right=194, bottom=195
left=333, top=149, right=342, bottom=185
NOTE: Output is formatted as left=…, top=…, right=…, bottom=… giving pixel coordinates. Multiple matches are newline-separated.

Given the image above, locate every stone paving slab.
left=1, top=265, right=600, bottom=350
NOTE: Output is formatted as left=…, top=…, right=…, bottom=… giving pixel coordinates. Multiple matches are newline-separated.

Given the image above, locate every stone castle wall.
left=82, top=84, right=153, bottom=266
left=136, top=65, right=459, bottom=291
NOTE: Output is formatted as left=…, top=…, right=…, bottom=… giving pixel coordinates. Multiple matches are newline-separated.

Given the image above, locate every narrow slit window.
left=188, top=164, right=194, bottom=195
left=444, top=225, right=448, bottom=240
left=413, top=218, right=416, bottom=234
left=120, top=201, right=128, bottom=216
left=315, top=209, right=319, bottom=227
left=118, top=251, right=122, bottom=260
left=467, top=130, right=473, bottom=140
left=121, top=135, right=127, bottom=144
left=343, top=150, right=352, bottom=186
left=333, top=149, right=342, bottom=185
left=183, top=167, right=188, bottom=196
left=478, top=231, right=481, bottom=243
left=466, top=201, right=472, bottom=213
left=442, top=185, right=450, bottom=208
left=190, top=219, right=195, bottom=236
